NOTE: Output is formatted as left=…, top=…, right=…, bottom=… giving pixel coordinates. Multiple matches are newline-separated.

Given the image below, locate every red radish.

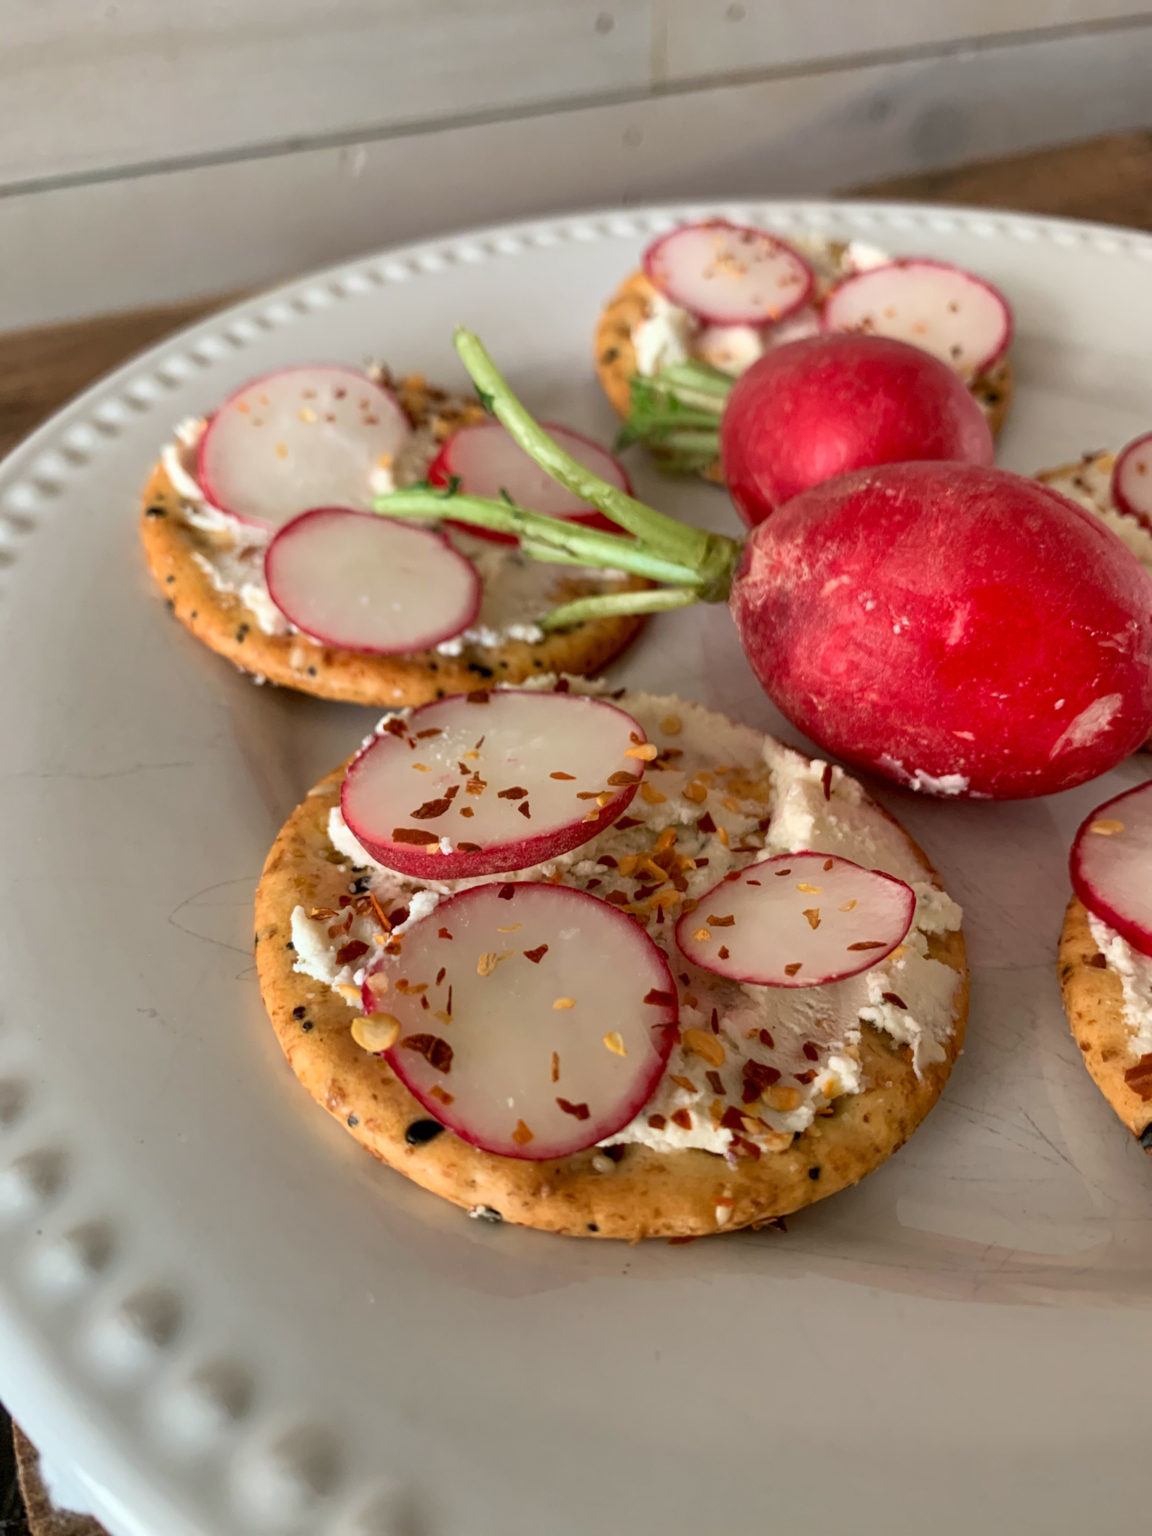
left=341, top=690, right=648, bottom=878
left=1112, top=432, right=1152, bottom=535
left=428, top=421, right=628, bottom=543
left=198, top=366, right=408, bottom=530
left=720, top=334, right=994, bottom=527
left=822, top=259, right=1012, bottom=380
left=264, top=508, right=480, bottom=654
left=361, top=882, right=679, bottom=1160
left=730, top=464, right=1152, bottom=798
left=643, top=221, right=815, bottom=327
left=675, top=852, right=914, bottom=986
left=375, top=333, right=1152, bottom=801
left=1070, top=781, right=1152, bottom=957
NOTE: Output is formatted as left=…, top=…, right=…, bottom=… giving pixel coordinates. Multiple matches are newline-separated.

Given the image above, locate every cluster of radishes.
left=188, top=365, right=631, bottom=655
left=340, top=689, right=915, bottom=1160
left=1071, top=781, right=1152, bottom=959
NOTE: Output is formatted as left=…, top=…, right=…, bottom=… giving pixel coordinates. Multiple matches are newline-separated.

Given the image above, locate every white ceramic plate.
left=2, top=202, right=1151, bottom=1536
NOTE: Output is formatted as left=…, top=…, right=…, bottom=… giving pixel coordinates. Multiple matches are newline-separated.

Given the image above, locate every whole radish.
left=719, top=334, right=994, bottom=527
left=374, top=332, right=1152, bottom=801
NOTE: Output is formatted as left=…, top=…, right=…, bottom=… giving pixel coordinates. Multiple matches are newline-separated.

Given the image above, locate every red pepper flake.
left=550, top=771, right=576, bottom=780
left=647, top=1113, right=667, bottom=1130
left=382, top=717, right=407, bottom=737
left=498, top=884, right=516, bottom=900
left=420, top=995, right=430, bottom=1011
left=556, top=1097, right=590, bottom=1121
left=705, top=1069, right=725, bottom=1096
left=718, top=945, right=730, bottom=961
left=597, top=855, right=618, bottom=869
left=606, top=770, right=636, bottom=786
left=775, top=867, right=792, bottom=877
left=670, top=1108, right=693, bottom=1131
left=497, top=785, right=527, bottom=800
left=847, top=940, right=887, bottom=951
left=392, top=827, right=439, bottom=846
left=643, top=987, right=677, bottom=1007
left=414, top=727, right=443, bottom=739
left=429, top=1084, right=454, bottom=1106
left=336, top=939, right=369, bottom=965
left=410, top=796, right=454, bottom=819
left=368, top=893, right=391, bottom=931
left=720, top=1105, right=748, bottom=1133
left=882, top=992, right=908, bottom=1009
left=822, top=858, right=834, bottom=871
left=793, top=1069, right=816, bottom=1084
left=741, top=1060, right=781, bottom=1102
left=707, top=914, right=735, bottom=927
left=732, top=1136, right=762, bottom=1162
left=551, top=1051, right=560, bottom=1083
left=784, top=962, right=802, bottom=977
left=523, top=943, right=549, bottom=964
left=616, top=816, right=642, bottom=830
left=554, top=678, right=571, bottom=693
left=446, top=985, right=453, bottom=1017
left=602, top=890, right=630, bottom=907
left=1088, top=952, right=1108, bottom=969
left=697, top=811, right=717, bottom=834
left=517, top=801, right=532, bottom=819
left=512, top=1119, right=534, bottom=1145
left=802, top=1042, right=819, bottom=1062
left=821, top=763, right=833, bottom=800
left=399, top=1034, right=453, bottom=1073
left=437, top=926, right=453, bottom=940
left=465, top=690, right=490, bottom=704
left=759, top=1028, right=774, bottom=1049
left=435, top=967, right=446, bottom=986
left=710, top=1007, right=720, bottom=1036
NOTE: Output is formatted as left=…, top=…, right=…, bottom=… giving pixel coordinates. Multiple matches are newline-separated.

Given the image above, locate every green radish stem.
left=371, top=329, right=744, bottom=626
left=614, top=360, right=732, bottom=472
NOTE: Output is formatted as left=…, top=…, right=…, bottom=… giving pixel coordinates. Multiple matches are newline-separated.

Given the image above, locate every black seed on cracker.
left=347, top=1113, right=359, bottom=1127
left=145, top=504, right=166, bottom=518
left=292, top=1005, right=306, bottom=1019
left=808, top=1166, right=821, bottom=1180
left=586, top=1222, right=600, bottom=1232
left=406, top=1118, right=445, bottom=1145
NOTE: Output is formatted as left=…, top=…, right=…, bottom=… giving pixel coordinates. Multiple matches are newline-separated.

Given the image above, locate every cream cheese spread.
left=1087, top=911, right=1152, bottom=1057
left=1040, top=454, right=1152, bottom=576
left=290, top=686, right=964, bottom=1160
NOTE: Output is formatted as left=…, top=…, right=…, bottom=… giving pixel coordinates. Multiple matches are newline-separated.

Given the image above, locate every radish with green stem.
left=373, top=329, right=1152, bottom=800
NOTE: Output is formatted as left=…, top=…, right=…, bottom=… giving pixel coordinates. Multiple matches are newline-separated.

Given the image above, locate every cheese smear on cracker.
left=290, top=686, right=963, bottom=1160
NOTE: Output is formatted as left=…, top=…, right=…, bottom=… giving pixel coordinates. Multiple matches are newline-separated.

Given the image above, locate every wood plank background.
left=5, top=0, right=1152, bottom=327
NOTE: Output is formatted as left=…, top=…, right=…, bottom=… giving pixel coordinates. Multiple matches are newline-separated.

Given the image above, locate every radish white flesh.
left=644, top=221, right=815, bottom=327
left=1070, top=781, right=1152, bottom=958
left=264, top=509, right=480, bottom=654
left=197, top=366, right=408, bottom=530
left=674, top=852, right=915, bottom=986
left=822, top=260, right=1012, bottom=379
left=428, top=421, right=627, bottom=541
left=362, top=882, right=679, bottom=1160
left=1111, top=432, right=1152, bottom=534
left=341, top=690, right=649, bottom=879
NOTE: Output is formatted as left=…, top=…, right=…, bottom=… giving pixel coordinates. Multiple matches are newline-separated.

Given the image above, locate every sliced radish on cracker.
left=341, top=690, right=650, bottom=878
left=198, top=365, right=409, bottom=530
left=674, top=852, right=915, bottom=986
left=822, top=260, right=1012, bottom=378
left=264, top=508, right=480, bottom=653
left=360, top=882, right=679, bottom=1160
left=1111, top=432, right=1152, bottom=534
left=428, top=420, right=628, bottom=542
left=643, top=221, right=815, bottom=327
left=1070, top=781, right=1152, bottom=957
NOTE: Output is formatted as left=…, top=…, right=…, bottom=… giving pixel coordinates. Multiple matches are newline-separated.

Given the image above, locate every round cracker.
left=254, top=745, right=968, bottom=1241
left=594, top=269, right=1014, bottom=486
left=139, top=381, right=646, bottom=706
left=1059, top=895, right=1152, bottom=1149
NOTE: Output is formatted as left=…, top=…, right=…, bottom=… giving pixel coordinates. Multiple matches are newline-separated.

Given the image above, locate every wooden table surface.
left=3, top=125, right=1152, bottom=1533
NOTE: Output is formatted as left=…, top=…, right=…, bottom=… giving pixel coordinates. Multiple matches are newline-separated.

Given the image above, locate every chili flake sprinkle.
left=524, top=943, right=549, bottom=964
left=603, top=1032, right=627, bottom=1056
left=512, top=1119, right=534, bottom=1145
left=556, top=1097, right=590, bottom=1121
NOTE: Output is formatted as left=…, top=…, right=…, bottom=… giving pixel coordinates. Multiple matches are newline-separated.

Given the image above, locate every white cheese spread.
left=290, top=686, right=963, bottom=1159
left=1087, top=911, right=1152, bottom=1057
left=1040, top=454, right=1152, bottom=577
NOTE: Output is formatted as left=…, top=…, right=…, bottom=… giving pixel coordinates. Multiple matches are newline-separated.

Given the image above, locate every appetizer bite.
left=1060, top=782, right=1152, bottom=1149
left=140, top=367, right=645, bottom=704
left=255, top=682, right=968, bottom=1239
left=375, top=332, right=1152, bottom=800
left=596, top=222, right=1014, bottom=483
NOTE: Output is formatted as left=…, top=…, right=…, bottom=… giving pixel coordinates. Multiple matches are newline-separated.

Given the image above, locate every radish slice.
left=822, top=260, right=1012, bottom=379
left=198, top=366, right=409, bottom=530
left=674, top=852, right=915, bottom=987
left=362, top=882, right=679, bottom=1160
left=1111, top=432, right=1152, bottom=534
left=428, top=421, right=627, bottom=543
left=1070, top=781, right=1152, bottom=957
left=264, top=509, right=480, bottom=654
left=643, top=221, right=815, bottom=327
left=341, top=690, right=649, bottom=878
